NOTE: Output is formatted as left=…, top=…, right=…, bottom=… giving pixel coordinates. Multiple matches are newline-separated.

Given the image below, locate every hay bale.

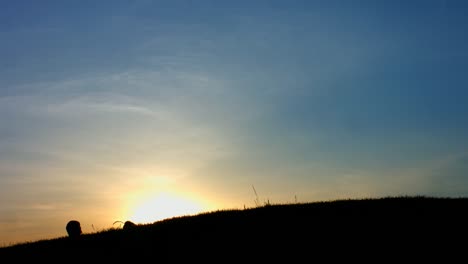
left=123, top=221, right=137, bottom=230
left=66, top=220, right=82, bottom=238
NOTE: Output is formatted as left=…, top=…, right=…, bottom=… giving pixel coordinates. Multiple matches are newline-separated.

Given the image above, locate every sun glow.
left=127, top=191, right=205, bottom=224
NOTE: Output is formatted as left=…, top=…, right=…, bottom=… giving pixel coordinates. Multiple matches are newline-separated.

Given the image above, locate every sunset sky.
left=1, top=0, right=468, bottom=246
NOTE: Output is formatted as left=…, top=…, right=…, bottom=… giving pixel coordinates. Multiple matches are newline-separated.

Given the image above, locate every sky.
left=1, top=0, right=468, bottom=246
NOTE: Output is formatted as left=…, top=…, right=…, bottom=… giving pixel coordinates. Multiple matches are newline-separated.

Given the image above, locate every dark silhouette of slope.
left=1, top=196, right=467, bottom=262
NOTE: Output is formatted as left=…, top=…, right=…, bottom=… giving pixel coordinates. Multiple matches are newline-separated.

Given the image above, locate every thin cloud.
left=44, top=95, right=159, bottom=117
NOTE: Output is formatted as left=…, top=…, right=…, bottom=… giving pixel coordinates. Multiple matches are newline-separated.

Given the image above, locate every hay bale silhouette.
left=123, top=220, right=137, bottom=230
left=66, top=220, right=82, bottom=238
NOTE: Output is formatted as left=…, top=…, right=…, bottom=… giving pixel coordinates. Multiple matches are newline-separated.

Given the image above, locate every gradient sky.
left=1, top=0, right=468, bottom=246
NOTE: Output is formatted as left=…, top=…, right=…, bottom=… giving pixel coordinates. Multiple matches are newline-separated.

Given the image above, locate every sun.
left=127, top=191, right=204, bottom=224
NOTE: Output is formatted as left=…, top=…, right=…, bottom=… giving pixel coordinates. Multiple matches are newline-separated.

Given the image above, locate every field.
left=1, top=196, right=467, bottom=262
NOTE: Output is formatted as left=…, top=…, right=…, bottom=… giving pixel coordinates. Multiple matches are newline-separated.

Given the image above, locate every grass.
left=1, top=195, right=467, bottom=261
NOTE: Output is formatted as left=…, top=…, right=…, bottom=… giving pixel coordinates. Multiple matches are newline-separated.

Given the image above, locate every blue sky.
left=1, top=0, right=468, bottom=245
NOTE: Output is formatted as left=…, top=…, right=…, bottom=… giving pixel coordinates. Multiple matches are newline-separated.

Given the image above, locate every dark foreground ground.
left=1, top=196, right=468, bottom=262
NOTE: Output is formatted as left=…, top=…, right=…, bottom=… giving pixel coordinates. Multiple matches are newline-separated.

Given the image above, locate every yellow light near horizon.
left=128, top=192, right=204, bottom=224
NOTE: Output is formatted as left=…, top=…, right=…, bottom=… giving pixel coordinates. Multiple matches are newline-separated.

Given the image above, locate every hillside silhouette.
left=1, top=196, right=467, bottom=262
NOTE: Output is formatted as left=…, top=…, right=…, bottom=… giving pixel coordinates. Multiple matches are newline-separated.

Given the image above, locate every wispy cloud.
left=43, top=94, right=159, bottom=117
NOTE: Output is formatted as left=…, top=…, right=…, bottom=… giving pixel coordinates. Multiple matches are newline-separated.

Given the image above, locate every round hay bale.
left=66, top=220, right=82, bottom=238
left=123, top=220, right=137, bottom=230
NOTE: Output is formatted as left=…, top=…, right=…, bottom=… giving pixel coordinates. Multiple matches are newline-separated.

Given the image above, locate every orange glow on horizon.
left=126, top=191, right=206, bottom=224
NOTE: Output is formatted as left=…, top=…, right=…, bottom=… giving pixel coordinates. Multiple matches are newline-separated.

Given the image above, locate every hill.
left=1, top=196, right=468, bottom=262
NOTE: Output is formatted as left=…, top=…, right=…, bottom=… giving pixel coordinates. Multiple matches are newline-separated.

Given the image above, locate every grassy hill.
left=1, top=196, right=468, bottom=262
